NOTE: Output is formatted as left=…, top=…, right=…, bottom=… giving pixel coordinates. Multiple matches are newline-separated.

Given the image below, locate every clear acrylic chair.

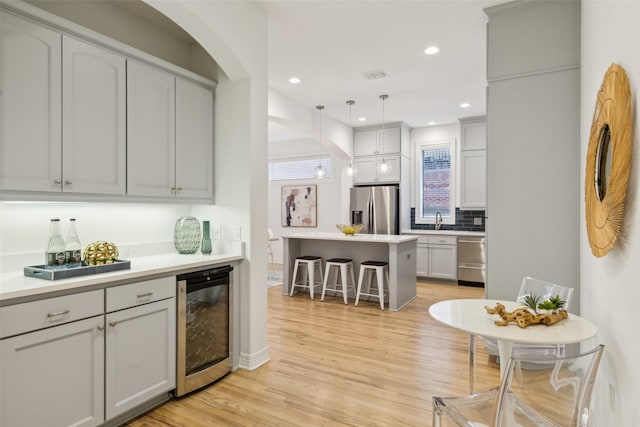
left=469, top=276, right=574, bottom=393
left=434, top=344, right=604, bottom=427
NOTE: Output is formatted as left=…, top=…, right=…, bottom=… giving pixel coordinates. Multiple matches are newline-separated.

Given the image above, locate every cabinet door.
left=378, top=127, right=401, bottom=154
left=1, top=12, right=62, bottom=192
left=353, top=157, right=378, bottom=184
left=354, top=130, right=377, bottom=156
left=62, top=35, right=126, bottom=195
left=416, top=244, right=429, bottom=277
left=353, top=155, right=401, bottom=184
left=127, top=61, right=176, bottom=197
left=460, top=150, right=486, bottom=210
left=375, top=154, right=401, bottom=183
left=460, top=120, right=486, bottom=150
left=175, top=78, right=213, bottom=199
left=105, top=298, right=176, bottom=420
left=0, top=316, right=104, bottom=427
left=428, top=244, right=457, bottom=280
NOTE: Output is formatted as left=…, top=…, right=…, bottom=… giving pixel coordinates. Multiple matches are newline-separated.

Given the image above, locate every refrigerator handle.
left=368, top=195, right=374, bottom=232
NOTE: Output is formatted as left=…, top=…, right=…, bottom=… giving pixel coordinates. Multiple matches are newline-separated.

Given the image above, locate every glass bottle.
left=201, top=220, right=212, bottom=254
left=65, top=218, right=82, bottom=268
left=46, top=219, right=66, bottom=269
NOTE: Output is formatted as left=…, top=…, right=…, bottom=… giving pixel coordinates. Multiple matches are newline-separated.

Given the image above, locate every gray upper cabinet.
left=459, top=116, right=486, bottom=210
left=62, top=35, right=126, bottom=195
left=1, top=12, right=62, bottom=193
left=486, top=1, right=580, bottom=81
left=127, top=60, right=176, bottom=198
left=175, top=78, right=214, bottom=200
left=0, top=3, right=216, bottom=202
left=354, top=126, right=401, bottom=157
left=127, top=62, right=214, bottom=200
left=0, top=13, right=126, bottom=196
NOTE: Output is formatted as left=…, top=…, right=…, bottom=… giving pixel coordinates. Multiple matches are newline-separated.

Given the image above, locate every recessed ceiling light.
left=288, top=77, right=301, bottom=84
left=460, top=102, right=471, bottom=108
left=358, top=117, right=367, bottom=122
left=428, top=121, right=437, bottom=126
left=424, top=46, right=440, bottom=55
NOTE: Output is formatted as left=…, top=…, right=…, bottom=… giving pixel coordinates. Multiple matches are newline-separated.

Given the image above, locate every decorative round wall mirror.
left=585, top=63, right=633, bottom=257
left=595, top=123, right=612, bottom=201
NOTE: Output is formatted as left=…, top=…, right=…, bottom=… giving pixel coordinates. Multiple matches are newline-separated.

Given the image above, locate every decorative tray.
left=24, top=260, right=131, bottom=281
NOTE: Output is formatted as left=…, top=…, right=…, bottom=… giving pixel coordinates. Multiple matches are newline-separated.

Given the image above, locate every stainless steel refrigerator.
left=350, top=185, right=399, bottom=235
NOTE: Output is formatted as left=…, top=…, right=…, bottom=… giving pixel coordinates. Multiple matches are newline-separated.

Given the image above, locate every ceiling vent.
left=361, top=69, right=388, bottom=80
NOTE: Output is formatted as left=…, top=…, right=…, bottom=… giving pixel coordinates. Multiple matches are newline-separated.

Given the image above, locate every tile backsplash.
left=411, top=208, right=486, bottom=232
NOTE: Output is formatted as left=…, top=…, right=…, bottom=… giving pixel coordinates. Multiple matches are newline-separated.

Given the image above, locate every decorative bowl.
left=336, top=224, right=363, bottom=236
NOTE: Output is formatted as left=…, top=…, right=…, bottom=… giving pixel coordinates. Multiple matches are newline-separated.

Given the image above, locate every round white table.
left=429, top=299, right=598, bottom=378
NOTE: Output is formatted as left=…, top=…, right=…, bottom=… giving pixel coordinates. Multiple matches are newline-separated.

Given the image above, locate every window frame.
left=268, top=154, right=333, bottom=184
left=414, top=139, right=456, bottom=225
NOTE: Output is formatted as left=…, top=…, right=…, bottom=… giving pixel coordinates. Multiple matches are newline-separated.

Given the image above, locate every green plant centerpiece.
left=518, top=293, right=566, bottom=314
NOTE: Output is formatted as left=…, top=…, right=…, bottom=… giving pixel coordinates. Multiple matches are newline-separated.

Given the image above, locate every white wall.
left=146, top=0, right=269, bottom=370
left=267, top=140, right=351, bottom=264
left=267, top=89, right=354, bottom=263
left=581, top=1, right=640, bottom=425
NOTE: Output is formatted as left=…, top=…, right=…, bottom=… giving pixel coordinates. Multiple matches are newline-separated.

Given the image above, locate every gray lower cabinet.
left=0, top=277, right=176, bottom=427
left=415, top=235, right=458, bottom=281
left=105, top=277, right=176, bottom=421
left=0, top=291, right=105, bottom=427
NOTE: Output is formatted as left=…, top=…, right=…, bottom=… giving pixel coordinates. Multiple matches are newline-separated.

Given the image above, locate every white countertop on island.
left=0, top=252, right=244, bottom=305
left=283, top=232, right=418, bottom=244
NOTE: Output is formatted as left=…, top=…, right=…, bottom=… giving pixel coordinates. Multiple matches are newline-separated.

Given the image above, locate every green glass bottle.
left=201, top=220, right=212, bottom=255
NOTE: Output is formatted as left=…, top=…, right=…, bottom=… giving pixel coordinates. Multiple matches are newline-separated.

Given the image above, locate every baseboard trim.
left=238, top=346, right=270, bottom=370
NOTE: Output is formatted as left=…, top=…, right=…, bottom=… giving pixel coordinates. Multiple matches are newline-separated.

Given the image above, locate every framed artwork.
left=281, top=185, right=317, bottom=227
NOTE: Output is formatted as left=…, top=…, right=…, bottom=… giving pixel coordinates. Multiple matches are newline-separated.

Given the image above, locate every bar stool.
left=289, top=256, right=324, bottom=299
left=355, top=261, right=390, bottom=310
left=321, top=258, right=356, bottom=304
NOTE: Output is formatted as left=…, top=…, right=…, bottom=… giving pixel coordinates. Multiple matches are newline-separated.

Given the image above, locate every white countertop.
left=0, top=252, right=244, bottom=304
left=282, top=232, right=418, bottom=244
left=402, top=229, right=485, bottom=237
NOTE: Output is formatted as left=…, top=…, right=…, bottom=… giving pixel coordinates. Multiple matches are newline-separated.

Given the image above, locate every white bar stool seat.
left=289, top=256, right=324, bottom=299
left=355, top=261, right=390, bottom=310
left=321, top=258, right=356, bottom=304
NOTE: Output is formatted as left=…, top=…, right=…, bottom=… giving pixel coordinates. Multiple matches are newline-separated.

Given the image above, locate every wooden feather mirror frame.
left=585, top=63, right=633, bottom=257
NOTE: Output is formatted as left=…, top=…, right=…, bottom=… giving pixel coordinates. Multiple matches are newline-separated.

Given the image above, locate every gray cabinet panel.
left=486, top=1, right=580, bottom=81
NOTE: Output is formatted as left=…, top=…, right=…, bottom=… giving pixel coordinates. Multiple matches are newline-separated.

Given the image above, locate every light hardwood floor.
left=127, top=281, right=499, bottom=426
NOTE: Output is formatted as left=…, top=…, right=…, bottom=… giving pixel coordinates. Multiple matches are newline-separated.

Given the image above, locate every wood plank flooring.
left=127, top=281, right=499, bottom=426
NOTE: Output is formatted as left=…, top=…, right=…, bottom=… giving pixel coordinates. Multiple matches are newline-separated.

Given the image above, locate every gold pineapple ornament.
left=83, top=241, right=119, bottom=265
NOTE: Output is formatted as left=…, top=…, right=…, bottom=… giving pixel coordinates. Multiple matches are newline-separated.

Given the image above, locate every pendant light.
left=313, top=105, right=327, bottom=179
left=343, top=100, right=358, bottom=177
left=378, top=94, right=392, bottom=175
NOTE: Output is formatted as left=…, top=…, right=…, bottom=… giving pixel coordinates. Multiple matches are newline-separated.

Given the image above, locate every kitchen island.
left=282, top=232, right=418, bottom=311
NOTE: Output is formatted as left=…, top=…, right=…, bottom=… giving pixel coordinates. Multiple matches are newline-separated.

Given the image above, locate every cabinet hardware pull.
left=54, top=179, right=62, bottom=185
left=97, top=325, right=104, bottom=331
left=137, top=292, right=153, bottom=298
left=64, top=180, right=72, bottom=185
left=176, top=187, right=183, bottom=192
left=109, top=321, right=118, bottom=327
left=170, top=187, right=176, bottom=191
left=47, top=309, right=70, bottom=318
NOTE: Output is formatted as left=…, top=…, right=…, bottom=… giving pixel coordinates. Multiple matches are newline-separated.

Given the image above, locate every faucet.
left=435, top=211, right=443, bottom=231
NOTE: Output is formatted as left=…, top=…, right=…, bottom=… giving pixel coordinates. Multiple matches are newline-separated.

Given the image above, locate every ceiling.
left=260, top=0, right=503, bottom=142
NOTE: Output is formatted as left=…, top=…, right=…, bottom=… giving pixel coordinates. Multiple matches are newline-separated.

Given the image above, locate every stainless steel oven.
left=176, top=265, right=232, bottom=397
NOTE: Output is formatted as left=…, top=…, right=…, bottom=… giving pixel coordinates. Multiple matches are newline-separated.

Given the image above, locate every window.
left=415, top=140, right=455, bottom=224
left=268, top=156, right=332, bottom=181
